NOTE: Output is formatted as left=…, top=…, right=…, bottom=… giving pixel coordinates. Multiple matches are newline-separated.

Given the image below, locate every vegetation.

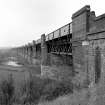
left=0, top=72, right=73, bottom=105
left=0, top=74, right=14, bottom=105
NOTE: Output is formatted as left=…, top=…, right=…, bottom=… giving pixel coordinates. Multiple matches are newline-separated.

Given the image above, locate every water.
left=5, top=61, right=22, bottom=67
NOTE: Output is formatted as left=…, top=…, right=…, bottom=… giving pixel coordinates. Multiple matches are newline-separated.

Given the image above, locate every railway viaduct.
left=15, top=5, right=105, bottom=104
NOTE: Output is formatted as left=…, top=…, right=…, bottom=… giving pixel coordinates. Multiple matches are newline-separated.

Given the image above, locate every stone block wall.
left=87, top=32, right=105, bottom=105
left=72, top=5, right=105, bottom=105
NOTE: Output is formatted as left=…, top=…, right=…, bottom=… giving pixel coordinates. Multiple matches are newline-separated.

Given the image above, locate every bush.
left=41, top=80, right=73, bottom=101
left=0, top=74, right=15, bottom=105
left=3, top=72, right=73, bottom=104
left=19, top=75, right=54, bottom=104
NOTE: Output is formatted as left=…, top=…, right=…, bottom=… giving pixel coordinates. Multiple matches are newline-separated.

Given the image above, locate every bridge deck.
left=36, top=22, right=72, bottom=44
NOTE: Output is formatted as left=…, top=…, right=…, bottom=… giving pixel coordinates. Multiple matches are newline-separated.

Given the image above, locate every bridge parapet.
left=45, top=23, right=72, bottom=41
left=35, top=22, right=72, bottom=45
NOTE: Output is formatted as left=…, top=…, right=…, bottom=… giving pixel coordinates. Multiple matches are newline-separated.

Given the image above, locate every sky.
left=0, top=0, right=105, bottom=47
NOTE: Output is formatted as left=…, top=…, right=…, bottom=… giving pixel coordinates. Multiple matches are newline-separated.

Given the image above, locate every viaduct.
left=15, top=5, right=105, bottom=104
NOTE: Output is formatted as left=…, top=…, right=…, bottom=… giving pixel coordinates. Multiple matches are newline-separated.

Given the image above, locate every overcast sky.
left=0, top=0, right=104, bottom=47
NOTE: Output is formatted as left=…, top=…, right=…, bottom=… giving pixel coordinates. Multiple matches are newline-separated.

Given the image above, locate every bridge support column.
left=32, top=41, right=36, bottom=58
left=27, top=44, right=31, bottom=63
left=41, top=34, right=48, bottom=76
left=32, top=40, right=38, bottom=64
left=72, top=5, right=90, bottom=87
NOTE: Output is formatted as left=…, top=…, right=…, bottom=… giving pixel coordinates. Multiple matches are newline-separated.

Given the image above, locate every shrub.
left=19, top=74, right=53, bottom=104
left=0, top=74, right=15, bottom=105
left=18, top=73, right=73, bottom=103
left=41, top=80, right=73, bottom=101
